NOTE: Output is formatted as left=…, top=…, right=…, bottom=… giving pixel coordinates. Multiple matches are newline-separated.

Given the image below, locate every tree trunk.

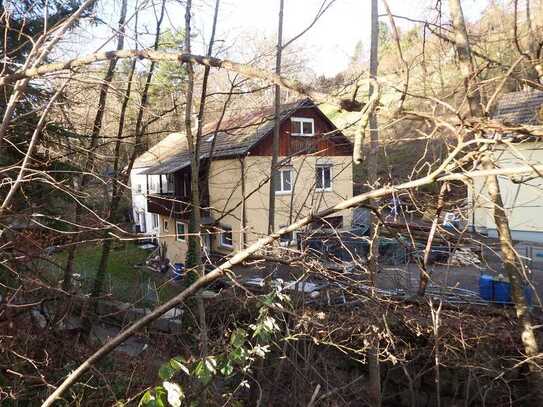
left=367, top=1, right=381, bottom=406
left=448, top=0, right=483, bottom=117
left=367, top=0, right=380, bottom=286
left=183, top=0, right=201, bottom=275
left=89, top=0, right=165, bottom=303
left=482, top=156, right=543, bottom=399
left=268, top=0, right=284, bottom=234
left=449, top=0, right=542, bottom=395
left=63, top=0, right=128, bottom=292
left=418, top=182, right=448, bottom=296
left=183, top=0, right=222, bottom=376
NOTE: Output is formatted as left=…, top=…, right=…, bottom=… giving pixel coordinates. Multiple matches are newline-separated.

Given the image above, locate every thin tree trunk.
left=449, top=0, right=542, bottom=394
left=368, top=341, right=381, bottom=407
left=367, top=0, right=380, bottom=286
left=418, top=182, right=448, bottom=296
left=90, top=57, right=137, bottom=297
left=482, top=156, right=543, bottom=399
left=183, top=0, right=222, bottom=375
left=448, top=0, right=482, bottom=117
left=62, top=0, right=128, bottom=292
left=183, top=0, right=201, bottom=274
left=367, top=1, right=381, bottom=406
left=268, top=0, right=284, bottom=234
left=89, top=0, right=165, bottom=304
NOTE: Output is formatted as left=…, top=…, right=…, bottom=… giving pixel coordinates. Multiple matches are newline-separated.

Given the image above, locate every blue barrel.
left=494, top=280, right=512, bottom=304
left=173, top=263, right=184, bottom=281
left=479, top=275, right=494, bottom=301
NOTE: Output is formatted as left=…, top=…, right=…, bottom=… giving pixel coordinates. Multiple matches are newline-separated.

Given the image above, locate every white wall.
left=130, top=168, right=160, bottom=236
left=471, top=142, right=543, bottom=243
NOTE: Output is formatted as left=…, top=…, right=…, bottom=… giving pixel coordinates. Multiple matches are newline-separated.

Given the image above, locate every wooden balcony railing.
left=147, top=193, right=191, bottom=219
left=289, top=137, right=319, bottom=155
left=147, top=193, right=212, bottom=221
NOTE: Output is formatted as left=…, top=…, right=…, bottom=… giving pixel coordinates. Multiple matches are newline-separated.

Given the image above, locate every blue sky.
left=68, top=0, right=490, bottom=76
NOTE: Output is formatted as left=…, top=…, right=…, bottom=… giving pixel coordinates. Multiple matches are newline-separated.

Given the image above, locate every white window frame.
left=152, top=213, right=159, bottom=230
left=279, top=226, right=298, bottom=247
left=291, top=117, right=315, bottom=137
left=220, top=225, right=233, bottom=248
left=316, top=164, right=333, bottom=192
left=275, top=167, right=293, bottom=195
left=176, top=221, right=187, bottom=241
left=148, top=175, right=159, bottom=193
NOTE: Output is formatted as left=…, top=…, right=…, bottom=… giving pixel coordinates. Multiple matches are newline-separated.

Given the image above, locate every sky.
left=70, top=0, right=491, bottom=77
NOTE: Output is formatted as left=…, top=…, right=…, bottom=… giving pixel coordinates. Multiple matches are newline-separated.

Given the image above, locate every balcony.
left=147, top=193, right=191, bottom=219
left=289, top=137, right=319, bottom=155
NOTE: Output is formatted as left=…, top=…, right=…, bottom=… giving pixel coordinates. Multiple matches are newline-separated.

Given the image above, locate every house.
left=130, top=132, right=187, bottom=234
left=130, top=98, right=354, bottom=264
left=470, top=90, right=543, bottom=243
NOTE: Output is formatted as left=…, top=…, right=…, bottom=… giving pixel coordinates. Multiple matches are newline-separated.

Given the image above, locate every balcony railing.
left=147, top=193, right=191, bottom=219
left=147, top=193, right=213, bottom=221
left=289, top=137, right=319, bottom=155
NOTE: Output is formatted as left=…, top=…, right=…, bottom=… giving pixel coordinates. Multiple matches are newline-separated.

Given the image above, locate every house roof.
left=138, top=99, right=347, bottom=175
left=493, top=90, right=543, bottom=125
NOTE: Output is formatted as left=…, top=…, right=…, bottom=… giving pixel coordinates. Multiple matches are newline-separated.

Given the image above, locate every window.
left=274, top=168, right=293, bottom=194
left=176, top=221, right=187, bottom=241
left=220, top=225, right=233, bottom=248
left=166, top=174, right=175, bottom=193
left=138, top=212, right=146, bottom=233
left=316, top=164, right=332, bottom=191
left=279, top=226, right=297, bottom=247
left=163, top=219, right=169, bottom=232
left=152, top=213, right=159, bottom=230
left=312, top=215, right=343, bottom=230
left=291, top=117, right=314, bottom=136
left=136, top=184, right=142, bottom=193
left=148, top=175, right=158, bottom=193
left=180, top=172, right=190, bottom=197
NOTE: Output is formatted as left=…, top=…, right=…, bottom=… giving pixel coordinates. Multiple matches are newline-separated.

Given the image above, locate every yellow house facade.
left=133, top=99, right=354, bottom=265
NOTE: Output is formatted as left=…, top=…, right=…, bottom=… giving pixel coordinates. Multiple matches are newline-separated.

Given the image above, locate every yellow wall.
left=157, top=215, right=189, bottom=264
left=471, top=142, right=543, bottom=234
left=158, top=154, right=353, bottom=263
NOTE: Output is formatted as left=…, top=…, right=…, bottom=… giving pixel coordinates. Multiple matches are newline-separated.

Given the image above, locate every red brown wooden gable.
left=249, top=105, right=352, bottom=156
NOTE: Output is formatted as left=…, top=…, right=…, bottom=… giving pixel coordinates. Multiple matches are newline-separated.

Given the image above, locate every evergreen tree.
left=0, top=1, right=93, bottom=212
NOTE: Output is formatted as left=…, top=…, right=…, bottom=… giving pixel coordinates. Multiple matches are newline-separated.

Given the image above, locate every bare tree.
left=366, top=4, right=381, bottom=406
left=63, top=0, right=129, bottom=293
left=4, top=3, right=543, bottom=405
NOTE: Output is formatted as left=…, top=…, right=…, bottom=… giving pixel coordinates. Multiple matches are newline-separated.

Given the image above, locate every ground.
left=379, top=262, right=543, bottom=305
left=38, top=238, right=543, bottom=309
left=40, top=242, right=180, bottom=304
